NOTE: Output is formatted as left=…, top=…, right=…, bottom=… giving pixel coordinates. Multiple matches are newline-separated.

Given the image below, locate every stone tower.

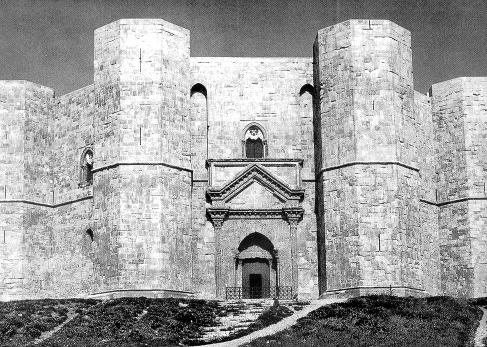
left=91, top=19, right=193, bottom=294
left=314, top=20, right=424, bottom=297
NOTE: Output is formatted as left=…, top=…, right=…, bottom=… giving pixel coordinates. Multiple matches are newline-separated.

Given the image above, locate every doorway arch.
left=236, top=233, right=278, bottom=299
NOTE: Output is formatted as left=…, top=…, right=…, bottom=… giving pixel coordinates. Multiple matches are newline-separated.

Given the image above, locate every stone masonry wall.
left=0, top=81, right=55, bottom=299
left=190, top=58, right=318, bottom=298
left=37, top=85, right=96, bottom=297
left=415, top=91, right=441, bottom=295
left=463, top=78, right=487, bottom=297
left=21, top=83, right=54, bottom=299
left=433, top=78, right=473, bottom=297
left=0, top=82, right=27, bottom=299
left=91, top=19, right=193, bottom=294
left=190, top=58, right=314, bottom=179
left=315, top=20, right=424, bottom=296
left=433, top=77, right=487, bottom=297
left=92, top=20, right=122, bottom=292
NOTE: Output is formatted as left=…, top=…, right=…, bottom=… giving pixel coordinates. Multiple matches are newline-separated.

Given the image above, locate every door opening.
left=249, top=273, right=263, bottom=298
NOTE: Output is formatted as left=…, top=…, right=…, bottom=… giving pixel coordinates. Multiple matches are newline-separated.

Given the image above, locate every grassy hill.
left=0, top=295, right=484, bottom=347
left=1, top=297, right=221, bottom=347
left=244, top=295, right=484, bottom=347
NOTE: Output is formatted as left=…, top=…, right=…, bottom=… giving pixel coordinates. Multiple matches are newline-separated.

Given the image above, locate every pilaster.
left=208, top=208, right=228, bottom=298
left=284, top=207, right=303, bottom=297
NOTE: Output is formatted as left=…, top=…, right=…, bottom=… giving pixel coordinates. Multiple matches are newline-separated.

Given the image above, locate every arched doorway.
left=236, top=233, right=277, bottom=299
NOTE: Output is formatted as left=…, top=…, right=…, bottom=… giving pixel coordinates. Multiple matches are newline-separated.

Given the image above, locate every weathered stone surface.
left=432, top=77, right=487, bottom=297
left=0, top=18, right=486, bottom=301
left=314, top=20, right=425, bottom=297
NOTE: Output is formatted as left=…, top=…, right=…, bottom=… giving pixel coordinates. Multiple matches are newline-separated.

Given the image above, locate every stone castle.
left=1, top=18, right=486, bottom=301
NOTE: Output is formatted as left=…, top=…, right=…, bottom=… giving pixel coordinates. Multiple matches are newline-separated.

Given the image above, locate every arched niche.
left=190, top=83, right=208, bottom=172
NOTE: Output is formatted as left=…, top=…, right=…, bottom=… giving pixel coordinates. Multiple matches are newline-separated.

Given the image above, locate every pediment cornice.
left=207, top=164, right=304, bottom=203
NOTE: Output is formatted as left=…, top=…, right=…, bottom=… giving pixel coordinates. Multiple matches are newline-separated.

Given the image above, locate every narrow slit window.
left=86, top=229, right=94, bottom=242
left=80, top=149, right=94, bottom=187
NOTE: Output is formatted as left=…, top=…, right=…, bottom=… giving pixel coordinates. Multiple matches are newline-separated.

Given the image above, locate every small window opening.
left=244, top=125, right=266, bottom=159
left=190, top=83, right=207, bottom=98
left=80, top=149, right=93, bottom=187
left=86, top=229, right=94, bottom=242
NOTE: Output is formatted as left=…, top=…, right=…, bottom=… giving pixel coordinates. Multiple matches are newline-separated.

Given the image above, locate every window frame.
left=242, top=123, right=267, bottom=159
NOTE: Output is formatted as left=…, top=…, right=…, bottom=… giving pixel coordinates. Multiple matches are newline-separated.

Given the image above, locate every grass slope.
left=1, top=296, right=483, bottom=347
left=244, top=295, right=483, bottom=347
left=0, top=299, right=99, bottom=347
left=38, top=297, right=220, bottom=347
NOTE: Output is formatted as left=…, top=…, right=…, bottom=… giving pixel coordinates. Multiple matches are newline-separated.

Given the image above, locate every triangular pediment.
left=227, top=181, right=284, bottom=209
left=207, top=164, right=304, bottom=204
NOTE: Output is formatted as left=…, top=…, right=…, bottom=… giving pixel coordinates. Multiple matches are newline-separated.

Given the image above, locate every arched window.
left=79, top=148, right=93, bottom=187
left=243, top=124, right=267, bottom=159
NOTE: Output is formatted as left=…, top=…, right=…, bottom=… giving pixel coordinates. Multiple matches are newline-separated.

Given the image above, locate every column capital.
left=208, top=208, right=228, bottom=228
left=283, top=207, right=304, bottom=225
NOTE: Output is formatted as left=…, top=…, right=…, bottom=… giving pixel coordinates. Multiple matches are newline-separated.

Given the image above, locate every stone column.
left=274, top=249, right=280, bottom=288
left=233, top=249, right=240, bottom=287
left=284, top=208, right=303, bottom=298
left=274, top=250, right=280, bottom=298
left=208, top=209, right=228, bottom=299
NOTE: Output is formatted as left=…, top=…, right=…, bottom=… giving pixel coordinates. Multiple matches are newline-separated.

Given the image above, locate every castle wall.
left=0, top=81, right=55, bottom=300
left=190, top=58, right=318, bottom=298
left=23, top=84, right=54, bottom=202
left=464, top=79, right=487, bottom=297
left=190, top=58, right=315, bottom=179
left=433, top=78, right=473, bottom=297
left=0, top=82, right=28, bottom=300
left=19, top=83, right=95, bottom=299
left=35, top=86, right=97, bottom=297
left=92, top=20, right=122, bottom=292
left=0, top=82, right=28, bottom=201
left=315, top=20, right=425, bottom=297
left=53, top=86, right=95, bottom=198
left=21, top=83, right=54, bottom=299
